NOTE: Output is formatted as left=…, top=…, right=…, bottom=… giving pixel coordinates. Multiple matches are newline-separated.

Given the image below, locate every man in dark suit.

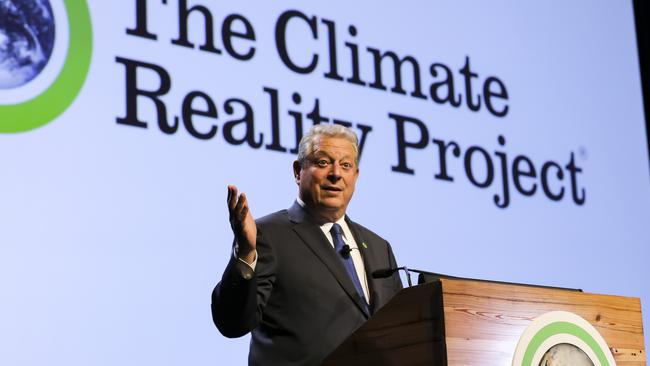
left=212, top=124, right=402, bottom=365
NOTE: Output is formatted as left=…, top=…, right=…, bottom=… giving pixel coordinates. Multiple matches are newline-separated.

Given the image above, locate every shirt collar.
left=320, top=216, right=348, bottom=236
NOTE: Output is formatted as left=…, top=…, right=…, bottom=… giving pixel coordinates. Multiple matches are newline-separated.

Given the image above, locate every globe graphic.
left=539, top=343, right=594, bottom=366
left=0, top=0, right=55, bottom=89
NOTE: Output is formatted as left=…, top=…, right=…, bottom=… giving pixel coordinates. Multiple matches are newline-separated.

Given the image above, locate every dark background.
left=634, top=0, right=650, bottom=171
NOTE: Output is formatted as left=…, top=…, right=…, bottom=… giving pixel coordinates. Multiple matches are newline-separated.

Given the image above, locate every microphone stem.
left=403, top=266, right=413, bottom=287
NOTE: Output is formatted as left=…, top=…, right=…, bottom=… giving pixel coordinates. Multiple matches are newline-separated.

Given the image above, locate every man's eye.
left=316, top=160, right=329, bottom=167
left=341, top=162, right=353, bottom=169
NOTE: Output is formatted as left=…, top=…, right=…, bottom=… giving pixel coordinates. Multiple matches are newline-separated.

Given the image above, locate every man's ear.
left=293, top=161, right=301, bottom=183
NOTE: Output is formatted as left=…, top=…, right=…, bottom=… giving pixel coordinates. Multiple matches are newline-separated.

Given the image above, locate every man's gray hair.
left=297, top=124, right=359, bottom=166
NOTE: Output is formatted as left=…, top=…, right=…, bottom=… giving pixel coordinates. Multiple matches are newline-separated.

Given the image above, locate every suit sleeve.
left=211, top=226, right=276, bottom=338
left=386, top=242, right=403, bottom=293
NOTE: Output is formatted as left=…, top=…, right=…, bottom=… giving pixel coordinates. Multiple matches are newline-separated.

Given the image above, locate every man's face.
left=294, top=136, right=359, bottom=221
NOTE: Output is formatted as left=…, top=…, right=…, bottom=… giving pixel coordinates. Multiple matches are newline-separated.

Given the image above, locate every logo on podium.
left=512, top=311, right=617, bottom=366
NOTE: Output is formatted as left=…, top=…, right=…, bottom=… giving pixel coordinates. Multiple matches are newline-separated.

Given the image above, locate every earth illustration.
left=0, top=0, right=55, bottom=89
left=539, top=343, right=594, bottom=366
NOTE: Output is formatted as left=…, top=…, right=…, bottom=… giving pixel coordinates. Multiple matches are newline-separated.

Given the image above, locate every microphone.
left=340, top=245, right=352, bottom=258
left=372, top=267, right=400, bottom=278
left=372, top=266, right=412, bottom=286
left=372, top=266, right=437, bottom=287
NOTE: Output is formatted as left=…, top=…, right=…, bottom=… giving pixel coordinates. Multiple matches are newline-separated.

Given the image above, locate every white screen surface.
left=1, top=1, right=648, bottom=364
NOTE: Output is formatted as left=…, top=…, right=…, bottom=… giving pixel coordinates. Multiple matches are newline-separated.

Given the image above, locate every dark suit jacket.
left=212, top=202, right=402, bottom=365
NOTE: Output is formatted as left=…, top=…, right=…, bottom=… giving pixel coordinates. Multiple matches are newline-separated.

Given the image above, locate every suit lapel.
left=288, top=202, right=370, bottom=318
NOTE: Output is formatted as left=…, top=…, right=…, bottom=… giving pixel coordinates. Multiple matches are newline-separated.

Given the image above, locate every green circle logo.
left=0, top=0, right=92, bottom=133
left=511, top=311, right=617, bottom=366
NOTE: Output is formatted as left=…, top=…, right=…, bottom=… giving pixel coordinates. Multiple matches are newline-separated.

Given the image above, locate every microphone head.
left=340, top=245, right=352, bottom=258
left=372, top=268, right=398, bottom=278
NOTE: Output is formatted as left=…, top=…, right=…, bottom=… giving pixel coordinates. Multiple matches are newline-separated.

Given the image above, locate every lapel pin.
left=361, top=242, right=368, bottom=249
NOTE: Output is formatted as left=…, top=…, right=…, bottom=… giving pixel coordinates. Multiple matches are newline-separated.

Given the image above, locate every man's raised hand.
left=227, top=185, right=257, bottom=264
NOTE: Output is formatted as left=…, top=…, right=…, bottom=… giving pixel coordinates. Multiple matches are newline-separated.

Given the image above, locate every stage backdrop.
left=1, top=1, right=649, bottom=364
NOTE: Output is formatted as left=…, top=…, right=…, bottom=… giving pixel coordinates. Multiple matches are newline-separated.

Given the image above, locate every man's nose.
left=328, top=163, right=342, bottom=181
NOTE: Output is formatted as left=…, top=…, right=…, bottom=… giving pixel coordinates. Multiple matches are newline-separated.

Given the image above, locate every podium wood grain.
left=323, top=278, right=645, bottom=366
left=440, top=279, right=645, bottom=366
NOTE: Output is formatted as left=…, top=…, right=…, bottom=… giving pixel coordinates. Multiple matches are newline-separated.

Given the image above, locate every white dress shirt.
left=317, top=216, right=370, bottom=304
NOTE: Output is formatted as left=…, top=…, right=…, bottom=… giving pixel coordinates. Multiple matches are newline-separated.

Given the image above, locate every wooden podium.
left=323, top=276, right=645, bottom=366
